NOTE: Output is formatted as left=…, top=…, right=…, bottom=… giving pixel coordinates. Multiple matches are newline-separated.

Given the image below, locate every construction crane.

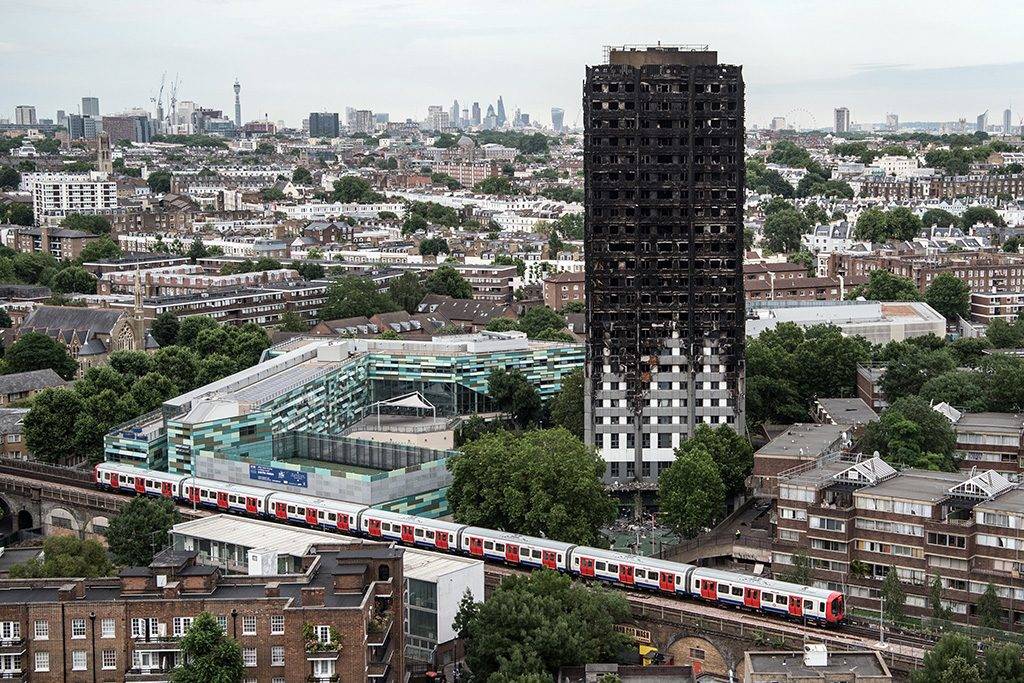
left=150, top=72, right=166, bottom=131
left=169, top=74, right=181, bottom=133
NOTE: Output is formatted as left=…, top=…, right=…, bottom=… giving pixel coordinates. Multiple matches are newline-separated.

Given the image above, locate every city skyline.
left=3, top=0, right=1024, bottom=129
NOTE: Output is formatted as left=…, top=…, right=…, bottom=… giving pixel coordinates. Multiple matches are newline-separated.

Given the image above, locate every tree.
left=294, top=261, right=324, bottom=280
left=129, top=372, right=179, bottom=413
left=455, top=571, right=632, bottom=681
left=419, top=237, right=449, bottom=256
left=549, top=368, right=583, bottom=439
left=320, top=277, right=399, bottom=320
left=919, top=371, right=988, bottom=412
left=387, top=272, right=425, bottom=314
left=260, top=187, right=285, bottom=201
left=517, top=306, right=566, bottom=338
left=880, top=341, right=956, bottom=400
left=983, top=643, right=1024, bottom=682
left=678, top=424, right=754, bottom=497
left=105, top=497, right=181, bottom=566
left=0, top=165, right=19, bottom=190
left=659, top=446, right=726, bottom=538
left=960, top=205, right=1006, bottom=229
left=9, top=536, right=112, bottom=578
left=49, top=266, right=97, bottom=295
left=170, top=612, right=245, bottom=683
left=925, top=273, right=970, bottom=320
left=986, top=318, right=1024, bottom=348
left=331, top=176, right=383, bottom=203
left=108, top=350, right=155, bottom=382
left=154, top=346, right=200, bottom=392
left=884, top=207, right=924, bottom=241
left=977, top=583, right=1003, bottom=629
left=5, top=332, right=77, bottom=379
left=473, top=175, right=516, bottom=195
left=922, top=208, right=959, bottom=228
left=763, top=208, right=809, bottom=253
left=13, top=252, right=56, bottom=284
left=196, top=354, right=237, bottom=387
left=277, top=310, right=308, bottom=332
left=488, top=368, right=543, bottom=428
left=62, top=213, right=111, bottom=235
left=881, top=566, right=906, bottom=625
left=176, top=315, right=219, bottom=348
left=291, top=166, right=313, bottom=184
left=147, top=170, right=173, bottom=193
left=781, top=553, right=812, bottom=586
left=485, top=317, right=521, bottom=333
left=949, top=336, right=990, bottom=367
left=861, top=396, right=957, bottom=470
left=911, top=634, right=979, bottom=683
left=425, top=265, right=472, bottom=299
left=930, top=575, right=951, bottom=621
left=151, top=312, right=181, bottom=348
left=1003, top=236, right=1022, bottom=254
left=849, top=269, right=920, bottom=301
left=23, top=388, right=83, bottom=464
left=78, top=235, right=121, bottom=262
left=449, top=428, right=614, bottom=545
left=402, top=214, right=428, bottom=235
left=853, top=208, right=888, bottom=242
left=1, top=201, right=32, bottom=225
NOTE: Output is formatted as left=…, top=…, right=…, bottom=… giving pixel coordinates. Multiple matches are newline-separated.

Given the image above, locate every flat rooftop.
left=857, top=470, right=965, bottom=503
left=816, top=398, right=878, bottom=426
left=955, top=412, right=1024, bottom=434
left=746, top=650, right=889, bottom=679
left=756, top=423, right=850, bottom=459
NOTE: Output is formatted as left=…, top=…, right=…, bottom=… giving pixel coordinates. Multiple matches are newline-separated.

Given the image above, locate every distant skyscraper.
left=351, top=110, right=374, bottom=134
left=373, top=113, right=390, bottom=124
left=461, top=108, right=469, bottom=126
left=977, top=110, right=988, bottom=133
left=66, top=114, right=85, bottom=139
left=834, top=107, right=850, bottom=134
left=308, top=112, right=340, bottom=138
left=233, top=80, right=241, bottom=127
left=771, top=116, right=787, bottom=131
left=551, top=107, right=565, bottom=132
left=1004, top=108, right=1013, bottom=135
left=101, top=114, right=152, bottom=143
left=496, top=97, right=506, bottom=126
left=886, top=113, right=899, bottom=132
left=471, top=102, right=481, bottom=126
left=585, top=45, right=745, bottom=485
left=14, top=106, right=36, bottom=125
left=81, top=97, right=100, bottom=117
left=345, top=107, right=356, bottom=128
left=56, top=110, right=67, bottom=127
left=450, top=99, right=460, bottom=128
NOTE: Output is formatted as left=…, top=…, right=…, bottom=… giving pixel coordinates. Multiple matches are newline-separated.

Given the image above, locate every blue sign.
left=249, top=463, right=308, bottom=488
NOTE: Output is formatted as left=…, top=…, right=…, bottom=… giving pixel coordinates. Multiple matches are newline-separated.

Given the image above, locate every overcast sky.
left=4, top=0, right=1024, bottom=129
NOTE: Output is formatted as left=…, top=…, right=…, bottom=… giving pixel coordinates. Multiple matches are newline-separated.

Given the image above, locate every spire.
left=133, top=268, right=143, bottom=316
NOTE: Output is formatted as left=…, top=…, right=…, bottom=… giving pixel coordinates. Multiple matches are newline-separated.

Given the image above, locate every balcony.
left=367, top=659, right=391, bottom=680
left=0, top=638, right=25, bottom=656
left=0, top=671, right=28, bottom=682
left=366, top=615, right=392, bottom=648
left=125, top=668, right=173, bottom=682
left=306, top=675, right=339, bottom=683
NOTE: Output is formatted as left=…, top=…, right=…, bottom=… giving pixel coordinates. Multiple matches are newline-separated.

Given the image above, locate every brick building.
left=828, top=251, right=1024, bottom=295
left=543, top=271, right=585, bottom=310
left=11, top=226, right=102, bottom=260
left=857, top=174, right=1024, bottom=201
left=432, top=160, right=500, bottom=186
left=0, top=543, right=404, bottom=682
left=970, top=290, right=1024, bottom=324
left=452, top=264, right=517, bottom=302
left=772, top=454, right=1024, bottom=628
left=953, top=412, right=1024, bottom=475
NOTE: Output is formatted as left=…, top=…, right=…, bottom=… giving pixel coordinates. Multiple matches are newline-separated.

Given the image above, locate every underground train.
left=95, top=462, right=845, bottom=625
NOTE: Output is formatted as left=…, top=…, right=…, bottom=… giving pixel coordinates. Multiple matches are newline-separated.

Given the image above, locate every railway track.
left=2, top=465, right=930, bottom=668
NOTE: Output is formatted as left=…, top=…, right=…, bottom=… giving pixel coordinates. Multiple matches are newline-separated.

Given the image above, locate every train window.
left=676, top=576, right=681, bottom=584
left=415, top=529, right=424, bottom=537
left=558, top=555, right=563, bottom=563
left=382, top=523, right=392, bottom=531
left=532, top=550, right=541, bottom=559
left=596, top=562, right=606, bottom=572
left=804, top=600, right=813, bottom=611
left=287, top=506, right=295, bottom=514
left=718, top=584, right=728, bottom=594
left=426, top=531, right=434, bottom=539
left=484, top=542, right=494, bottom=550
left=636, top=570, right=645, bottom=579
left=495, top=543, right=505, bottom=552
left=763, top=593, right=773, bottom=603
left=608, top=564, right=618, bottom=573
left=819, top=602, right=825, bottom=612
left=776, top=595, right=787, bottom=605
left=328, top=513, right=336, bottom=521
left=731, top=587, right=742, bottom=596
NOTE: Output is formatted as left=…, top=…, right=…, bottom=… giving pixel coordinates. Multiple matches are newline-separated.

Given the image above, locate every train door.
left=135, top=477, right=145, bottom=494
left=788, top=595, right=803, bottom=618
left=468, top=537, right=483, bottom=556
left=188, top=486, right=200, bottom=505
left=401, top=524, right=414, bottom=543
left=700, top=579, right=717, bottom=600
left=306, top=507, right=318, bottom=526
left=744, top=588, right=761, bottom=609
left=246, top=497, right=257, bottom=514
left=579, top=557, right=595, bottom=577
left=108, top=472, right=119, bottom=489
left=542, top=550, right=557, bottom=569
left=216, top=492, right=228, bottom=509
left=435, top=532, right=448, bottom=550
left=337, top=514, right=349, bottom=531
left=659, top=572, right=675, bottom=592
left=274, top=502, right=287, bottom=519
left=618, top=565, right=634, bottom=585
left=505, top=544, right=520, bottom=563
left=161, top=482, right=173, bottom=498
left=368, top=518, right=382, bottom=537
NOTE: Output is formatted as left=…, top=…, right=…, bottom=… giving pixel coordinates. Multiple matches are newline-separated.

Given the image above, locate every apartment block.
left=829, top=251, right=1024, bottom=295
left=25, top=172, right=118, bottom=223
left=542, top=271, right=585, bottom=310
left=452, top=264, right=516, bottom=302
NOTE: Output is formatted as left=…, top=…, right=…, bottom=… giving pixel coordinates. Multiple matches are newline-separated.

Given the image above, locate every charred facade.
left=584, top=46, right=746, bottom=485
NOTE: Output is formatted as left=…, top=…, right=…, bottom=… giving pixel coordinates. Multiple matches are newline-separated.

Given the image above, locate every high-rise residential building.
left=14, top=105, right=36, bottom=125
left=233, top=79, right=241, bottom=127
left=56, top=109, right=67, bottom=127
left=461, top=108, right=469, bottom=126
left=28, top=171, right=118, bottom=223
left=834, top=107, right=850, bottom=134
left=584, top=45, right=746, bottom=485
left=1004, top=108, right=1013, bottom=135
left=345, top=106, right=356, bottom=127
left=977, top=110, right=989, bottom=133
left=66, top=114, right=85, bottom=139
left=496, top=96, right=506, bottom=126
left=551, top=107, right=565, bottom=132
left=471, top=102, right=481, bottom=126
left=771, top=116, right=787, bottom=131
left=426, top=105, right=449, bottom=131
left=83, top=116, right=100, bottom=139
left=308, top=111, right=340, bottom=138
left=351, top=109, right=374, bottom=134
left=373, top=112, right=390, bottom=124
left=101, top=114, right=153, bottom=143
left=886, top=113, right=899, bottom=132
left=450, top=99, right=460, bottom=128
left=81, top=97, right=100, bottom=117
